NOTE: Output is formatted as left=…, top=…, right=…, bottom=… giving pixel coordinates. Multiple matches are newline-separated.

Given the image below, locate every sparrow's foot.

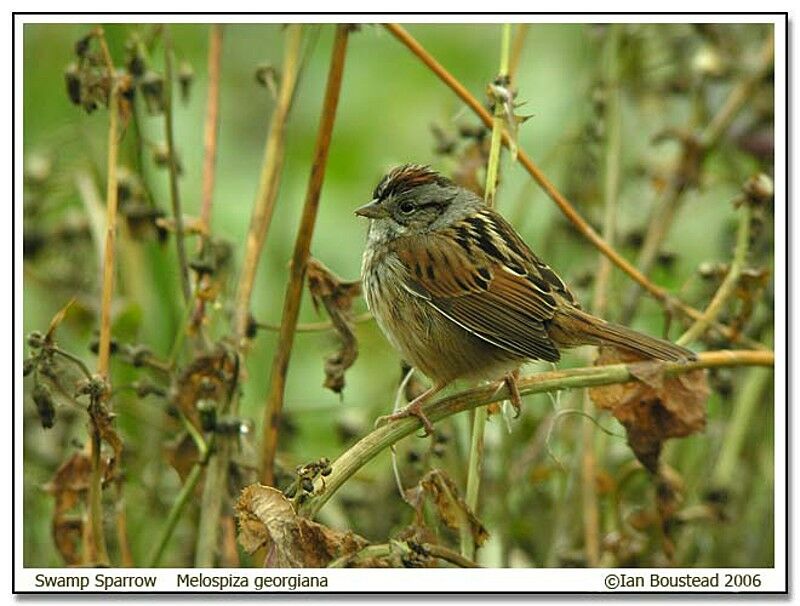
left=376, top=401, right=435, bottom=436
left=504, top=370, right=523, bottom=418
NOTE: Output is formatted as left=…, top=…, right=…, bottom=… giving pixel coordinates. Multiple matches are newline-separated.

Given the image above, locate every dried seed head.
left=64, top=64, right=82, bottom=106
left=178, top=61, right=194, bottom=103
left=32, top=382, right=55, bottom=429
left=741, top=173, right=773, bottom=206
left=27, top=331, right=45, bottom=349
left=74, top=33, right=93, bottom=59
left=140, top=70, right=165, bottom=115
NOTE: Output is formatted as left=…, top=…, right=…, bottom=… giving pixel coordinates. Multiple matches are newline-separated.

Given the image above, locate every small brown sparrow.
left=356, top=164, right=695, bottom=434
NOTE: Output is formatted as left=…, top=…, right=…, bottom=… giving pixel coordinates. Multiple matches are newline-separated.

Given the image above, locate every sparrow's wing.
left=393, top=209, right=574, bottom=363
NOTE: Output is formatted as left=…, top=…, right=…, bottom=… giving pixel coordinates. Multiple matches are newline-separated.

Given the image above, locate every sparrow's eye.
left=399, top=201, right=415, bottom=214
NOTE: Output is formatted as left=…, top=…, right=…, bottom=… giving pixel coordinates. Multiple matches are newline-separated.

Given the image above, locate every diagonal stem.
left=162, top=25, right=192, bottom=305
left=234, top=25, right=304, bottom=342
left=259, top=25, right=351, bottom=486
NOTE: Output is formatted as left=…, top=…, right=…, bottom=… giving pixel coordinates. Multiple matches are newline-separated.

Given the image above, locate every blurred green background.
left=23, top=22, right=774, bottom=568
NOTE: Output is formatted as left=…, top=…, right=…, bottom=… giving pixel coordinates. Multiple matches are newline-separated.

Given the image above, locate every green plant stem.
left=87, top=28, right=118, bottom=566
left=162, top=26, right=192, bottom=305
left=581, top=23, right=622, bottom=568
left=256, top=311, right=372, bottom=333
left=148, top=435, right=213, bottom=567
left=234, top=24, right=304, bottom=341
left=260, top=25, right=350, bottom=486
left=461, top=22, right=511, bottom=561
left=711, top=364, right=772, bottom=489
left=677, top=202, right=752, bottom=346
left=87, top=411, right=109, bottom=566
left=460, top=408, right=487, bottom=560
left=298, top=349, right=773, bottom=519
left=52, top=346, right=93, bottom=380
left=191, top=24, right=224, bottom=340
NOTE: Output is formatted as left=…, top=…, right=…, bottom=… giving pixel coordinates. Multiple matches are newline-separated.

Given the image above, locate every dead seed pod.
left=140, top=70, right=165, bottom=115
left=151, top=142, right=182, bottom=174
left=196, top=398, right=218, bottom=432
left=64, top=64, right=82, bottom=106
left=32, top=382, right=56, bottom=429
left=125, top=40, right=147, bottom=79
left=178, top=61, right=194, bottom=103
left=74, top=33, right=94, bottom=59
left=254, top=63, right=279, bottom=97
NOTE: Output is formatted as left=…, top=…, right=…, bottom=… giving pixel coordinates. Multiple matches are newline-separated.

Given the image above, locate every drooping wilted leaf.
left=163, top=432, right=199, bottom=483
left=43, top=451, right=115, bottom=565
left=171, top=344, right=238, bottom=429
left=45, top=298, right=76, bottom=344
left=236, top=484, right=369, bottom=567
left=589, top=347, right=709, bottom=473
left=306, top=258, right=361, bottom=394
left=405, top=469, right=489, bottom=548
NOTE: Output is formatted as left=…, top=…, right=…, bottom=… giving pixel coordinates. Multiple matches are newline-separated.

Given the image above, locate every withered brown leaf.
left=171, top=344, right=238, bottom=428
left=306, top=258, right=362, bottom=394
left=589, top=347, right=709, bottom=474
left=43, top=452, right=115, bottom=565
left=236, top=484, right=370, bottom=568
left=405, top=469, right=489, bottom=548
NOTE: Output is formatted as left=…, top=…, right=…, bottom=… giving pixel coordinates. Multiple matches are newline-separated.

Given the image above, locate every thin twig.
left=507, top=24, right=529, bottom=83
left=115, top=481, right=134, bottom=567
left=581, top=24, right=622, bottom=568
left=234, top=25, right=304, bottom=341
left=88, top=27, right=118, bottom=567
left=259, top=25, right=351, bottom=486
left=676, top=199, right=752, bottom=346
left=298, top=349, right=774, bottom=519
left=711, top=363, right=773, bottom=489
left=255, top=311, right=372, bottom=333
left=162, top=26, right=192, bottom=305
left=382, top=23, right=755, bottom=347
left=461, top=22, right=510, bottom=561
left=190, top=25, right=224, bottom=338
left=148, top=436, right=213, bottom=567
left=199, top=24, right=223, bottom=235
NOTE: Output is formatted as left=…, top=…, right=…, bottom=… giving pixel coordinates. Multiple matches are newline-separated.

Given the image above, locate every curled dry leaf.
left=91, top=401, right=123, bottom=477
left=163, top=433, right=199, bottom=483
left=404, top=469, right=489, bottom=548
left=236, top=484, right=369, bottom=567
left=43, top=452, right=115, bottom=565
left=170, top=344, right=238, bottom=428
left=589, top=347, right=709, bottom=473
left=306, top=258, right=362, bottom=394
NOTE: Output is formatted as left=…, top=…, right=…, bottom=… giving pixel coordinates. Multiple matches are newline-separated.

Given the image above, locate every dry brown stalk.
left=199, top=24, right=223, bottom=234
left=234, top=25, right=304, bottom=341
left=259, top=25, right=351, bottom=486
left=89, top=26, right=118, bottom=567
left=190, top=24, right=224, bottom=335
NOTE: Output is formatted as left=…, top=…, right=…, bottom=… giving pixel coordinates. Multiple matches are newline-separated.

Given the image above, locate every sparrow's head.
left=355, top=164, right=476, bottom=238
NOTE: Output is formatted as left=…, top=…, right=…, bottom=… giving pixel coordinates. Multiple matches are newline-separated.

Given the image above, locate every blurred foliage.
left=22, top=22, right=774, bottom=568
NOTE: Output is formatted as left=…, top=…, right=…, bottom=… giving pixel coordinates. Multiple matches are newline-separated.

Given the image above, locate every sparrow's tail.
left=551, top=308, right=697, bottom=362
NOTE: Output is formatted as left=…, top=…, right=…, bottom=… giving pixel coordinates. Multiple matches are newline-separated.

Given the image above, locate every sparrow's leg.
left=377, top=383, right=445, bottom=437
left=504, top=369, right=523, bottom=418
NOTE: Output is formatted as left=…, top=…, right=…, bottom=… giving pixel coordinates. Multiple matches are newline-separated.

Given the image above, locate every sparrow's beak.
left=354, top=199, right=385, bottom=219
